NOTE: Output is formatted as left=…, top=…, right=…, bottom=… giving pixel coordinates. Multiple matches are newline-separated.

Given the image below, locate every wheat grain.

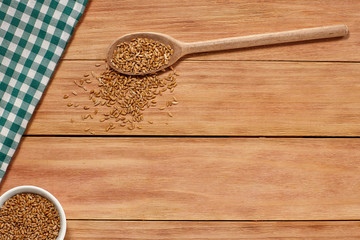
left=0, top=193, right=60, bottom=239
left=110, top=38, right=173, bottom=74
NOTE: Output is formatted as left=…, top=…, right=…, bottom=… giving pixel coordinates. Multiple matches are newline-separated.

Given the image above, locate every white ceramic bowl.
left=0, top=185, right=66, bottom=240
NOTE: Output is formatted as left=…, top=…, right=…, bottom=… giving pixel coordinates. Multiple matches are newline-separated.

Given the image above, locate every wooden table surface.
left=2, top=0, right=360, bottom=238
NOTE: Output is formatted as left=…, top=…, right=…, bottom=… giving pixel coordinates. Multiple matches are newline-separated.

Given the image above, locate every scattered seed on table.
left=74, top=103, right=79, bottom=107
left=63, top=94, right=69, bottom=99
left=84, top=128, right=90, bottom=132
left=67, top=103, right=73, bottom=107
left=72, top=91, right=77, bottom=96
left=106, top=123, right=115, bottom=131
left=95, top=64, right=101, bottom=67
left=65, top=63, right=179, bottom=132
left=148, top=120, right=153, bottom=124
left=168, top=112, right=173, bottom=117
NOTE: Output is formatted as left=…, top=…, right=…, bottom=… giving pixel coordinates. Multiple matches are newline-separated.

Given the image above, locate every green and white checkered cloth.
left=0, top=0, right=87, bottom=182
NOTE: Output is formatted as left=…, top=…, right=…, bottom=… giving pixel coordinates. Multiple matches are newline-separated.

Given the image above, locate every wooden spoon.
left=107, top=25, right=348, bottom=75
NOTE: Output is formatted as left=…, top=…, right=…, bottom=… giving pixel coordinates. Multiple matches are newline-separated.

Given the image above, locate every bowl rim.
left=0, top=185, right=66, bottom=240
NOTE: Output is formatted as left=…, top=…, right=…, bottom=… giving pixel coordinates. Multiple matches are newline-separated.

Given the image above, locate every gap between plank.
left=66, top=219, right=360, bottom=222
left=22, top=135, right=360, bottom=139
left=60, top=59, right=360, bottom=64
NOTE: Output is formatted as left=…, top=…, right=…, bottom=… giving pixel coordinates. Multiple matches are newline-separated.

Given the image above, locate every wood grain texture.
left=65, top=221, right=360, bottom=239
left=2, top=0, right=360, bottom=238
left=2, top=137, right=360, bottom=220
left=26, top=60, right=360, bottom=136
left=63, top=0, right=359, bottom=61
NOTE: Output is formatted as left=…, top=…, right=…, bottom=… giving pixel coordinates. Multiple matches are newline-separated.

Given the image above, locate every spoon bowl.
left=107, top=32, right=183, bottom=75
left=107, top=25, right=348, bottom=76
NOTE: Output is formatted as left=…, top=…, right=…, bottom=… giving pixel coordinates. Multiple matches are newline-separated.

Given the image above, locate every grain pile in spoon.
left=110, top=37, right=174, bottom=75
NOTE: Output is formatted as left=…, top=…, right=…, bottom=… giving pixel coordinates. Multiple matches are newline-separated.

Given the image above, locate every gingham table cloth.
left=0, top=0, right=87, bottom=182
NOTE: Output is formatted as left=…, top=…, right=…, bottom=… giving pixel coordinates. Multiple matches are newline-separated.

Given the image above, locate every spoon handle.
left=182, top=25, right=348, bottom=55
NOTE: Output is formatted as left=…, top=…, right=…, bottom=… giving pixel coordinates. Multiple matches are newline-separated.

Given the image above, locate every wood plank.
left=65, top=221, right=360, bottom=239
left=26, top=60, right=360, bottom=136
left=2, top=137, right=360, bottom=220
left=63, top=0, right=360, bottom=61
